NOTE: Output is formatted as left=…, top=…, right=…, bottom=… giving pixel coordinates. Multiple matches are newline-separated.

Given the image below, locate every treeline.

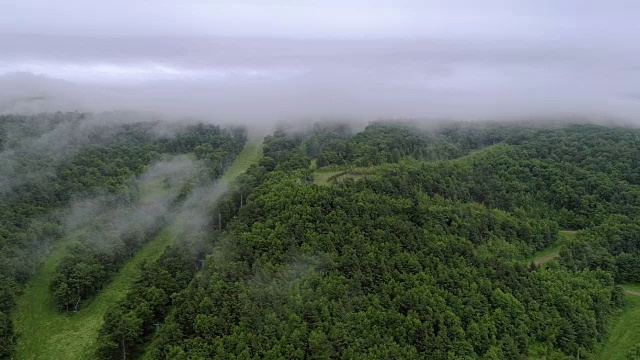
left=96, top=244, right=202, bottom=359
left=0, top=113, right=245, bottom=358
left=305, top=121, right=532, bottom=167
left=49, top=217, right=167, bottom=312
left=561, top=217, right=640, bottom=283
left=136, top=123, right=635, bottom=359
left=260, top=130, right=311, bottom=171
left=161, top=123, right=246, bottom=178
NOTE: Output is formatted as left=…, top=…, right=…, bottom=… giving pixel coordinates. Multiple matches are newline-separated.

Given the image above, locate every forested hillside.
left=0, top=113, right=246, bottom=358
left=144, top=122, right=639, bottom=359
left=3, top=118, right=640, bottom=359
left=94, top=142, right=264, bottom=360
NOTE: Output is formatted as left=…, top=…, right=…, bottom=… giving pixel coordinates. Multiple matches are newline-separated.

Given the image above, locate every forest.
left=135, top=122, right=639, bottom=360
left=0, top=113, right=246, bottom=357
left=1, top=115, right=639, bottom=359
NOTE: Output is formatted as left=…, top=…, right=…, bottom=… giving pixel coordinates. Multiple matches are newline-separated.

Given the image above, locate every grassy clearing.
left=221, top=141, right=263, bottom=182
left=313, top=171, right=343, bottom=185
left=332, top=173, right=367, bottom=183
left=14, top=141, right=262, bottom=360
left=528, top=230, right=577, bottom=265
left=530, top=246, right=562, bottom=265
left=14, top=226, right=174, bottom=360
left=596, top=292, right=640, bottom=360
left=313, top=166, right=378, bottom=186
left=622, top=284, right=640, bottom=296
left=622, top=284, right=640, bottom=293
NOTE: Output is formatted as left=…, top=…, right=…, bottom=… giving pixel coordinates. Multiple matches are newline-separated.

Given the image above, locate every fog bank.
left=1, top=1, right=640, bottom=125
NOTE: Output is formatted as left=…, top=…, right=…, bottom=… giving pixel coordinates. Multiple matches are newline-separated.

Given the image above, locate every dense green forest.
left=2, top=117, right=640, bottom=359
left=0, top=113, right=245, bottom=358
left=143, top=122, right=638, bottom=359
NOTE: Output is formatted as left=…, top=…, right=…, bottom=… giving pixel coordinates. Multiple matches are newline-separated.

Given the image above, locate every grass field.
left=13, top=140, right=263, bottom=360
left=220, top=141, right=263, bottom=182
left=313, top=166, right=377, bottom=186
left=622, top=284, right=640, bottom=294
left=528, top=230, right=577, bottom=265
left=313, top=170, right=343, bottom=185
left=14, top=229, right=174, bottom=359
left=596, top=288, right=640, bottom=360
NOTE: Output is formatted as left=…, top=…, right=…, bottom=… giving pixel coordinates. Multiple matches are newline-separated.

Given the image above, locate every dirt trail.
left=533, top=252, right=560, bottom=265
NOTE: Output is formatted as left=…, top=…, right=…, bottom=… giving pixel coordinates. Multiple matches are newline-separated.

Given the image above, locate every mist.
left=1, top=1, right=640, bottom=126
left=62, top=155, right=201, bottom=251
left=0, top=112, right=216, bottom=194
left=61, top=150, right=241, bottom=260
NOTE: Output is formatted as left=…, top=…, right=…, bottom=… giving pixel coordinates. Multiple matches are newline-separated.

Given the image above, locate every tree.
left=0, top=311, right=15, bottom=359
left=98, top=309, right=143, bottom=360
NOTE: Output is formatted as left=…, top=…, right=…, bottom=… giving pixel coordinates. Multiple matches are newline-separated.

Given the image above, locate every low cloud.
left=1, top=1, right=640, bottom=125
left=63, top=156, right=203, bottom=251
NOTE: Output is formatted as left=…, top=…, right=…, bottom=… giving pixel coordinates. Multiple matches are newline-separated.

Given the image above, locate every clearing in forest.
left=528, top=230, right=577, bottom=265
left=313, top=166, right=375, bottom=186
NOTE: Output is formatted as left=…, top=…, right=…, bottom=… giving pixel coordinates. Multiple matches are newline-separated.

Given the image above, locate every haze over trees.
left=1, top=114, right=639, bottom=359
left=0, top=113, right=246, bottom=357
left=3, top=1, right=640, bottom=359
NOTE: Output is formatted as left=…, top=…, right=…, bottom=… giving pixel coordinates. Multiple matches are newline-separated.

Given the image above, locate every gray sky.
left=1, top=0, right=639, bottom=122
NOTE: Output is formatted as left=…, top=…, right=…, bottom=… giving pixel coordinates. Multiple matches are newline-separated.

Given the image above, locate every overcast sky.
left=1, top=0, right=639, bottom=122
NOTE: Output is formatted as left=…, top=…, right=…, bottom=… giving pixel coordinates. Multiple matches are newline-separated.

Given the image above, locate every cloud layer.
left=0, top=1, right=639, bottom=123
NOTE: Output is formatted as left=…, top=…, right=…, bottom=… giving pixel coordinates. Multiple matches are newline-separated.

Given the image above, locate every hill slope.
left=14, top=141, right=262, bottom=359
